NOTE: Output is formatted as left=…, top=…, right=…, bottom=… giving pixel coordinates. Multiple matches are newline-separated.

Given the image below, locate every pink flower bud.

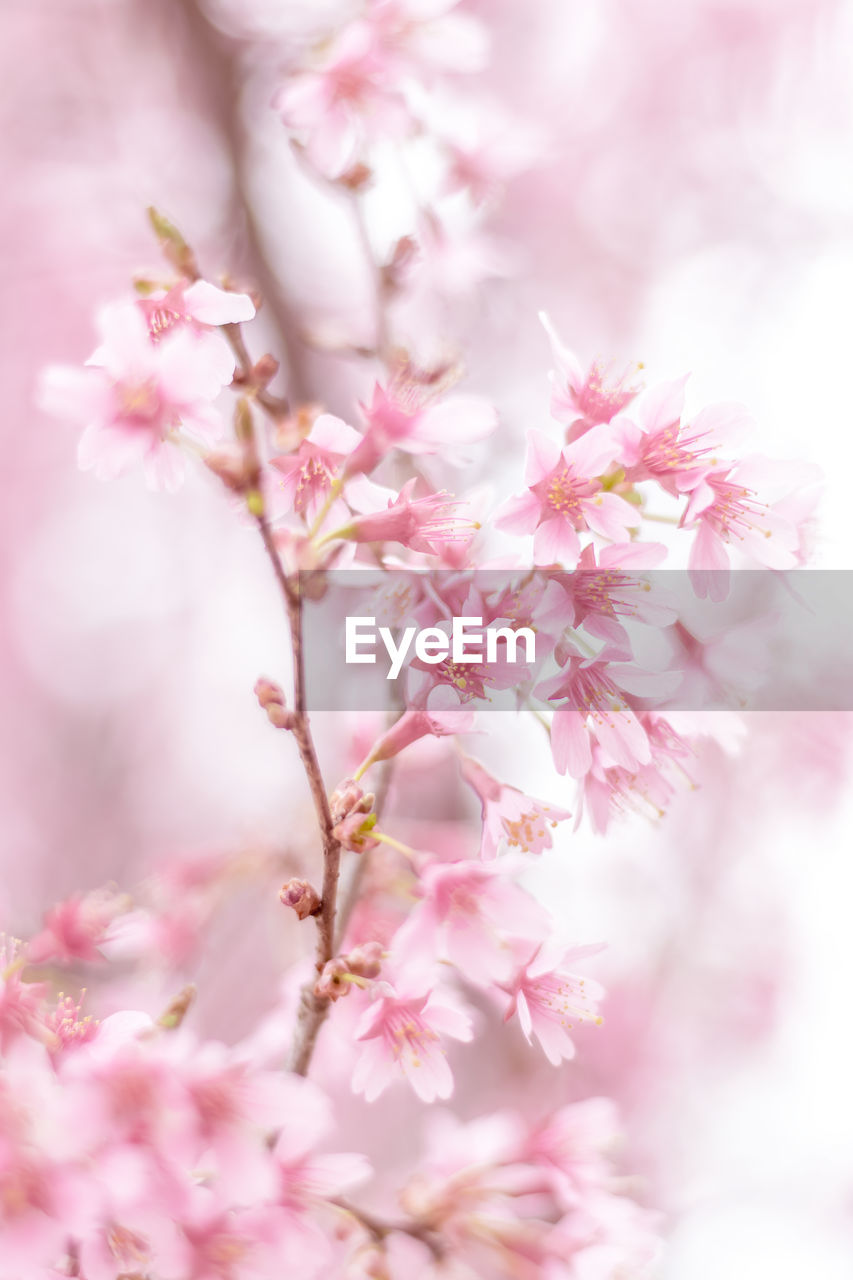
left=314, top=956, right=352, bottom=1000
left=205, top=446, right=257, bottom=494
left=346, top=941, right=383, bottom=980
left=280, top=879, right=322, bottom=920
left=254, top=678, right=295, bottom=729
left=252, top=353, right=279, bottom=386
left=330, top=779, right=374, bottom=824
left=333, top=811, right=379, bottom=853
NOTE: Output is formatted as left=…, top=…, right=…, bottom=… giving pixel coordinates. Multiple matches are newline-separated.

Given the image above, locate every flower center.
left=147, top=306, right=183, bottom=343
left=117, top=378, right=161, bottom=426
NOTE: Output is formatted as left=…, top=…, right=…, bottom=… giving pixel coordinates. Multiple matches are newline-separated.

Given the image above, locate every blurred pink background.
left=5, top=1, right=853, bottom=1274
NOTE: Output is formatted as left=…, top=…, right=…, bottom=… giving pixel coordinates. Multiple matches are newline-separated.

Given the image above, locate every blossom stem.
left=641, top=510, right=681, bottom=525
left=307, top=475, right=345, bottom=539
left=371, top=830, right=418, bottom=860
left=334, top=715, right=398, bottom=950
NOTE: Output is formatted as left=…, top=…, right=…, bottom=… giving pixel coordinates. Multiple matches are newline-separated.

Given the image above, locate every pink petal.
left=515, top=988, right=533, bottom=1040
left=524, top=429, right=562, bottom=484
left=551, top=707, right=592, bottom=777
left=183, top=280, right=256, bottom=325
left=309, top=412, right=363, bottom=454
left=534, top=516, right=580, bottom=566
left=563, top=423, right=619, bottom=477
left=494, top=489, right=541, bottom=535
left=635, top=374, right=689, bottom=434
left=539, top=311, right=584, bottom=393
left=419, top=394, right=498, bottom=445
left=583, top=492, right=636, bottom=539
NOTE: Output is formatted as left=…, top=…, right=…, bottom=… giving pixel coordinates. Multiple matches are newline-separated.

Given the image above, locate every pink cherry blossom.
left=521, top=1097, right=621, bottom=1206
left=538, top=653, right=679, bottom=779
left=577, top=713, right=695, bottom=833
left=495, top=427, right=636, bottom=566
left=540, top=313, right=643, bottom=441
left=459, top=753, right=571, bottom=858
left=40, top=300, right=227, bottom=492
left=391, top=858, right=547, bottom=984
left=407, top=615, right=531, bottom=704
left=270, top=412, right=363, bottom=518
left=615, top=381, right=750, bottom=495
left=503, top=943, right=605, bottom=1066
left=273, top=21, right=410, bottom=177
left=140, top=279, right=254, bottom=337
left=45, top=993, right=98, bottom=1062
left=355, top=685, right=476, bottom=774
left=559, top=542, right=674, bottom=661
left=352, top=981, right=472, bottom=1102
left=347, top=377, right=497, bottom=476
left=681, top=457, right=803, bottom=598
left=27, top=889, right=128, bottom=966
left=333, top=478, right=477, bottom=555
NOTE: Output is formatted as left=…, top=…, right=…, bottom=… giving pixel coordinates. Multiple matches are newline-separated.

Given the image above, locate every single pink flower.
left=495, top=428, right=636, bottom=566
left=614, top=380, right=749, bottom=495
left=40, top=301, right=227, bottom=492
left=334, top=478, right=477, bottom=555
left=270, top=413, right=362, bottom=518
left=682, top=457, right=805, bottom=598
left=356, top=685, right=476, bottom=774
left=578, top=713, right=695, bottom=834
left=347, top=378, right=497, bottom=475
left=540, top=313, right=642, bottom=440
left=503, top=942, right=605, bottom=1066
left=139, top=279, right=255, bottom=387
left=27, top=889, right=128, bottom=967
left=558, top=542, right=673, bottom=661
left=406, top=613, right=531, bottom=704
left=538, top=653, right=679, bottom=779
left=521, top=1097, right=620, bottom=1206
left=273, top=21, right=410, bottom=177
left=459, top=753, right=571, bottom=858
left=392, top=858, right=546, bottom=984
left=352, top=982, right=472, bottom=1102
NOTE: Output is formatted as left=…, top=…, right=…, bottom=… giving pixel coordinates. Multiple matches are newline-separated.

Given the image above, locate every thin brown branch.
left=222, top=322, right=291, bottom=421
left=178, top=0, right=310, bottom=404
left=330, top=1198, right=445, bottom=1260
left=333, top=739, right=396, bottom=951
left=253, top=513, right=341, bottom=1076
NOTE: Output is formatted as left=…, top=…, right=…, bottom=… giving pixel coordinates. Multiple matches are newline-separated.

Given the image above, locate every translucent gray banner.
left=298, top=570, right=853, bottom=712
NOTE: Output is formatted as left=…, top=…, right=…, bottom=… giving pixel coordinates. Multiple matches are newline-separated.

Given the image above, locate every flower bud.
left=381, top=235, right=419, bottom=293
left=330, top=778, right=372, bottom=824
left=346, top=941, right=383, bottom=980
left=314, top=956, right=351, bottom=1000
left=254, top=678, right=295, bottom=730
left=205, top=446, right=256, bottom=494
left=157, top=984, right=196, bottom=1031
left=252, top=353, right=279, bottom=386
left=333, top=811, right=379, bottom=853
left=337, top=162, right=373, bottom=191
left=279, top=879, right=322, bottom=920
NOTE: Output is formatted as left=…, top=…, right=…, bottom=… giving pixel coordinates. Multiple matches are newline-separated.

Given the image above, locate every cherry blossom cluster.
left=35, top=187, right=820, bottom=1273
left=27, top=4, right=824, bottom=1276
left=0, top=908, right=657, bottom=1278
